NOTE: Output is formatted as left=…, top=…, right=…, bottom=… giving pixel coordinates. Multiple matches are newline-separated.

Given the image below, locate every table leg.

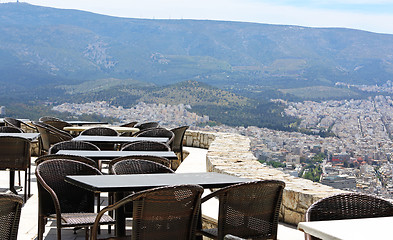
left=114, top=192, right=126, bottom=237
left=9, top=170, right=17, bottom=194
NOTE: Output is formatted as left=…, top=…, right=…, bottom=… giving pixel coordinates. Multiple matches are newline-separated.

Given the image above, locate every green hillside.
left=1, top=3, right=393, bottom=92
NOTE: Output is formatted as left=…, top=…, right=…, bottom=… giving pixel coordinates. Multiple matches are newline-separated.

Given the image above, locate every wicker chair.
left=110, top=159, right=174, bottom=175
left=134, top=128, right=175, bottom=145
left=120, top=121, right=138, bottom=127
left=91, top=184, right=203, bottom=240
left=39, top=116, right=62, bottom=122
left=108, top=158, right=175, bottom=230
left=4, top=117, right=36, bottom=132
left=80, top=127, right=118, bottom=150
left=133, top=121, right=159, bottom=131
left=49, top=140, right=100, bottom=154
left=199, top=180, right=285, bottom=240
left=35, top=154, right=98, bottom=169
left=35, top=159, right=115, bottom=240
left=109, top=155, right=171, bottom=169
left=0, top=136, right=31, bottom=202
left=305, top=193, right=393, bottom=240
left=170, top=126, right=189, bottom=161
left=40, top=116, right=72, bottom=131
left=32, top=121, right=73, bottom=155
left=120, top=140, right=171, bottom=151
left=0, top=193, right=23, bottom=240
left=0, top=126, right=23, bottom=133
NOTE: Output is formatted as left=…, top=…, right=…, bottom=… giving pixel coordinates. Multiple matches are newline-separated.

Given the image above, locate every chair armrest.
left=224, top=234, right=248, bottom=240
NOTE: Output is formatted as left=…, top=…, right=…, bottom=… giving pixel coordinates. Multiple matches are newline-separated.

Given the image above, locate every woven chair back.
left=134, top=128, right=174, bottom=145
left=35, top=154, right=98, bottom=169
left=33, top=121, right=73, bottom=153
left=111, top=155, right=171, bottom=168
left=170, top=126, right=189, bottom=151
left=91, top=184, right=203, bottom=240
left=208, top=180, right=285, bottom=240
left=3, top=117, right=22, bottom=128
left=110, top=159, right=174, bottom=175
left=80, top=127, right=118, bottom=136
left=305, top=193, right=393, bottom=240
left=36, top=159, right=101, bottom=215
left=134, top=121, right=159, bottom=131
left=0, top=136, right=30, bottom=170
left=49, top=140, right=100, bottom=154
left=0, top=193, right=23, bottom=240
left=0, top=126, right=23, bottom=133
left=121, top=140, right=170, bottom=151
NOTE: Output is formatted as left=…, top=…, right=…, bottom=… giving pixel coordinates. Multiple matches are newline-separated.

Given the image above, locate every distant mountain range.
left=1, top=2, right=393, bottom=93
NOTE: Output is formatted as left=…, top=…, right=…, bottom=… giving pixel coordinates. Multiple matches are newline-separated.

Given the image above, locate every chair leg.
left=96, top=193, right=101, bottom=234
left=38, top=215, right=45, bottom=240
left=18, top=171, right=21, bottom=186
left=24, top=170, right=27, bottom=202
left=85, top=227, right=89, bottom=240
left=28, top=164, right=31, bottom=199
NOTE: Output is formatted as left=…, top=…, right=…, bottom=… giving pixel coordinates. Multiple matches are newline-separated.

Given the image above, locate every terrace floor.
left=0, top=146, right=304, bottom=240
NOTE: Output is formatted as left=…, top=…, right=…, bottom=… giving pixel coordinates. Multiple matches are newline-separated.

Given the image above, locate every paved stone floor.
left=0, top=148, right=304, bottom=240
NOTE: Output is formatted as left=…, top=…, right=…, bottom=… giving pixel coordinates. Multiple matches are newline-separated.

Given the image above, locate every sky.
left=3, top=0, right=393, bottom=34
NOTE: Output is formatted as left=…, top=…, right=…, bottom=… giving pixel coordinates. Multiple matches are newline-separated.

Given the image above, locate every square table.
left=66, top=172, right=251, bottom=236
left=63, top=126, right=139, bottom=134
left=297, top=216, right=393, bottom=240
left=56, top=150, right=178, bottom=160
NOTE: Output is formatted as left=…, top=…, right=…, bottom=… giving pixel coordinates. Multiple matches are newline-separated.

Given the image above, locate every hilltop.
left=1, top=3, right=393, bottom=93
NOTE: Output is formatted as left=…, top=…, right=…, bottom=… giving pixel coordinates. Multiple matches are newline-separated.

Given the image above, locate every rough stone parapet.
left=184, top=130, right=345, bottom=225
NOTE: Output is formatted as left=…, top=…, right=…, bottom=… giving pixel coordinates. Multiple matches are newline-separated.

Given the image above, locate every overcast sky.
left=4, top=0, right=393, bottom=34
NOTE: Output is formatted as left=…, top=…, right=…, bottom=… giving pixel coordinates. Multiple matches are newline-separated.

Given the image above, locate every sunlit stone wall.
left=184, top=130, right=345, bottom=225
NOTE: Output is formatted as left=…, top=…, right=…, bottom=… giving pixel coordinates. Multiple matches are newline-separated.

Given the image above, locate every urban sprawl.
left=52, top=96, right=393, bottom=199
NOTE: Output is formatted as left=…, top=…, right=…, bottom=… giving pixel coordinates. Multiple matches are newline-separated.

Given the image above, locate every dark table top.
left=0, top=132, right=40, bottom=140
left=56, top=150, right=178, bottom=160
left=72, top=135, right=169, bottom=143
left=65, top=172, right=251, bottom=192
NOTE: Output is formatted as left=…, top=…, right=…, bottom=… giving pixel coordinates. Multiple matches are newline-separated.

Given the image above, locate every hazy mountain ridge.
left=1, top=2, right=393, bottom=91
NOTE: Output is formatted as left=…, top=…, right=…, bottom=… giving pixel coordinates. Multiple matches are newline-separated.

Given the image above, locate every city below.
left=50, top=96, right=393, bottom=199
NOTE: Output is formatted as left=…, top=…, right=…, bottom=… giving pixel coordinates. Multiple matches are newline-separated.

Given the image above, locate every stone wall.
left=184, top=130, right=345, bottom=225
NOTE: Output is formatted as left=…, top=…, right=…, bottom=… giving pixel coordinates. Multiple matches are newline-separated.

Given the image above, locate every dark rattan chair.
left=0, top=126, right=29, bottom=196
left=109, top=155, right=171, bottom=169
left=0, top=193, right=23, bottom=240
left=0, top=136, right=31, bottom=202
left=134, top=127, right=174, bottom=145
left=80, top=127, right=118, bottom=150
left=0, top=126, right=23, bottom=133
left=35, top=159, right=115, bottom=240
left=110, top=159, right=174, bottom=175
left=305, top=193, right=393, bottom=240
left=40, top=116, right=72, bottom=131
left=35, top=154, right=98, bottom=169
left=91, top=184, right=203, bottom=240
left=133, top=121, right=159, bottom=131
left=108, top=158, right=175, bottom=230
left=32, top=121, right=73, bottom=155
left=120, top=140, right=171, bottom=151
left=39, top=116, right=62, bottom=122
left=49, top=140, right=100, bottom=154
left=170, top=126, right=189, bottom=161
left=199, top=180, right=285, bottom=240
left=120, top=121, right=138, bottom=127
left=4, top=117, right=37, bottom=133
